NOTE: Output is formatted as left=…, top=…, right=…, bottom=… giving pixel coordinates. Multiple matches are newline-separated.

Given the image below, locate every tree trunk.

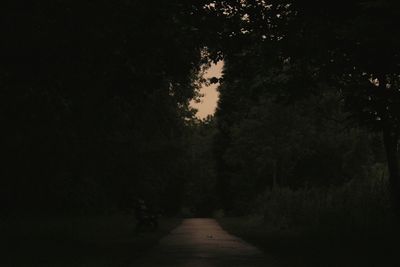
left=272, top=159, right=278, bottom=188
left=383, top=128, right=400, bottom=215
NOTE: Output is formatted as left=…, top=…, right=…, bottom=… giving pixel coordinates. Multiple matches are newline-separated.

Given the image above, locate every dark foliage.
left=1, top=1, right=212, bottom=216
left=211, top=0, right=400, bottom=215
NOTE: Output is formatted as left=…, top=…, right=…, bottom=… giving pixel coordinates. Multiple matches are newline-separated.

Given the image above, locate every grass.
left=1, top=215, right=181, bottom=266
left=218, top=216, right=399, bottom=267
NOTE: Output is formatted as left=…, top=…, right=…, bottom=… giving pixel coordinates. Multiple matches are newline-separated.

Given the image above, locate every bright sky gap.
left=190, top=61, right=224, bottom=119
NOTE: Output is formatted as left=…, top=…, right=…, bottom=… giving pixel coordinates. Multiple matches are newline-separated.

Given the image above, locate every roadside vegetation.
left=219, top=182, right=398, bottom=267
left=2, top=216, right=181, bottom=266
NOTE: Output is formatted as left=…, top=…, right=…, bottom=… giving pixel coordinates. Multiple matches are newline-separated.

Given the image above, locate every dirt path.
left=136, top=218, right=277, bottom=267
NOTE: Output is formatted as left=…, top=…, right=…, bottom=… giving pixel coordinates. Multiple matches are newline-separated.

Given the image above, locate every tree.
left=286, top=0, right=400, bottom=212
left=1, top=1, right=212, bottom=216
left=210, top=0, right=397, bottom=213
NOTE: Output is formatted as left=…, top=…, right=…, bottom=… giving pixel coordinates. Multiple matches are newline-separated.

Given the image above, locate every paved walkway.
left=136, top=218, right=277, bottom=267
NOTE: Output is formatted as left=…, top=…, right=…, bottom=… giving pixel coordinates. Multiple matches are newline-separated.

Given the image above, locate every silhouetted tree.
left=1, top=1, right=214, bottom=216
left=210, top=0, right=397, bottom=213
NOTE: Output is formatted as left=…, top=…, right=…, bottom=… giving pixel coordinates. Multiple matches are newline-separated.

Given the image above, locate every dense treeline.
left=1, top=1, right=218, bottom=216
left=3, top=1, right=400, bottom=222
left=182, top=117, right=218, bottom=217
left=211, top=0, right=400, bottom=215
left=214, top=47, right=388, bottom=214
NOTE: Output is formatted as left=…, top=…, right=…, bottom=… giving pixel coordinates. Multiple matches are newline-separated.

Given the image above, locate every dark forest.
left=2, top=1, right=400, bottom=266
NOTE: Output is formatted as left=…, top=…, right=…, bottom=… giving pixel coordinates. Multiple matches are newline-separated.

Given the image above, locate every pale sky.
left=190, top=61, right=224, bottom=119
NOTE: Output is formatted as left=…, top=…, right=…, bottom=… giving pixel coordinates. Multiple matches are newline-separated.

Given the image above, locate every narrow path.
left=136, top=218, right=277, bottom=267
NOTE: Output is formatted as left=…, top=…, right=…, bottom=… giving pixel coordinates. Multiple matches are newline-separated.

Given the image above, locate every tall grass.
left=219, top=179, right=399, bottom=266
left=255, top=179, right=394, bottom=233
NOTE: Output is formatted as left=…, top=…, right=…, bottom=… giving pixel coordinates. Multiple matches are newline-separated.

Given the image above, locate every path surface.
left=136, top=218, right=277, bottom=267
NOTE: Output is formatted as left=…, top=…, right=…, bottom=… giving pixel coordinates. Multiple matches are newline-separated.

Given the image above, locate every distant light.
left=190, top=61, right=224, bottom=119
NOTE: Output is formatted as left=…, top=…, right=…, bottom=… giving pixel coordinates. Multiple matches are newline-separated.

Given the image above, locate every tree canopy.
left=3, top=0, right=400, bottom=217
